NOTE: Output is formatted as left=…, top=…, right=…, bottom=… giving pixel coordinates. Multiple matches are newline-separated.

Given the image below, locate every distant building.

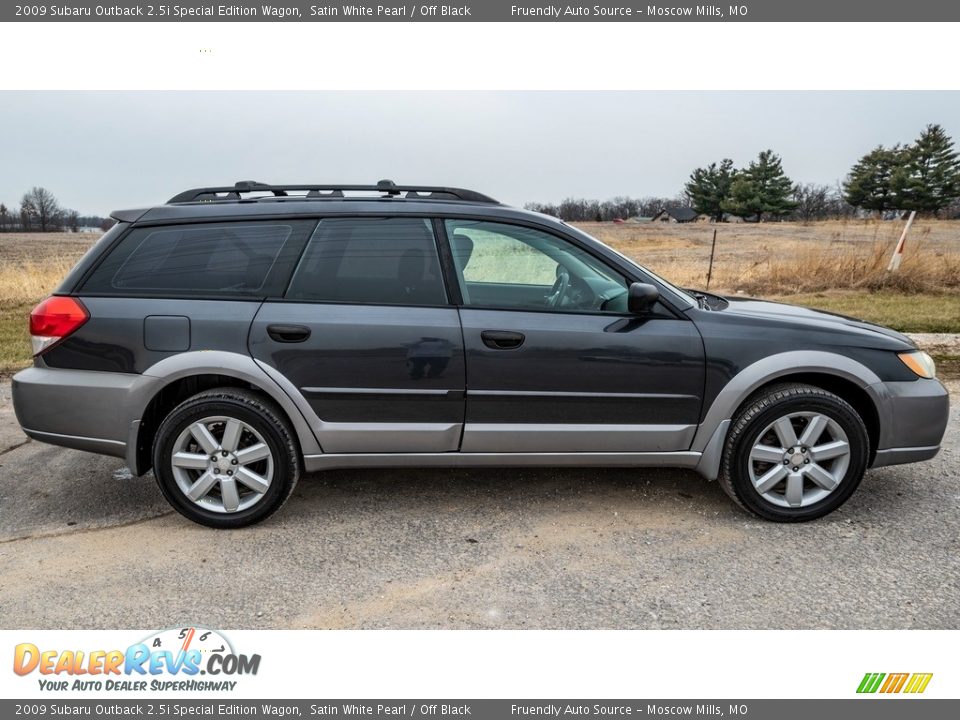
left=652, top=206, right=699, bottom=223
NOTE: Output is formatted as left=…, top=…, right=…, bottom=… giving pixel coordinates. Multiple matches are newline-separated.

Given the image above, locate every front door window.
left=444, top=219, right=630, bottom=313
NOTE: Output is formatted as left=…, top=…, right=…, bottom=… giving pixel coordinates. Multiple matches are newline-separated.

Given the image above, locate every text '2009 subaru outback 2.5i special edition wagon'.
left=13, top=181, right=949, bottom=528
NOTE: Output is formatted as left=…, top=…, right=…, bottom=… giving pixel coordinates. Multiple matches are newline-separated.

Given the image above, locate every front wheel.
left=718, top=383, right=869, bottom=522
left=152, top=388, right=301, bottom=528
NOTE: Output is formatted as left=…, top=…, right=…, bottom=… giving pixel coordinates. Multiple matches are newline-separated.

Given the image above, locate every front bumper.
left=868, top=378, right=950, bottom=468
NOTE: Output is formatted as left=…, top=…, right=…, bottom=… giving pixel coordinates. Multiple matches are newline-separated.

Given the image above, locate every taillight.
left=29, top=296, right=89, bottom=356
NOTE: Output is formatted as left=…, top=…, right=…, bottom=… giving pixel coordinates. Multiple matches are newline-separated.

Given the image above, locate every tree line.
left=7, top=126, right=960, bottom=229
left=0, top=187, right=110, bottom=233
left=527, top=124, right=960, bottom=223
left=524, top=195, right=688, bottom=223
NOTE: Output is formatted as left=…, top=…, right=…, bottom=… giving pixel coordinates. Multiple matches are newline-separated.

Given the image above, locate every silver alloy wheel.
left=747, top=411, right=850, bottom=509
left=170, top=415, right=274, bottom=514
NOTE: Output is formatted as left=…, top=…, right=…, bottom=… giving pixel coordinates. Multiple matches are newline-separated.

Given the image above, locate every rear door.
left=443, top=219, right=705, bottom=453
left=249, top=217, right=466, bottom=454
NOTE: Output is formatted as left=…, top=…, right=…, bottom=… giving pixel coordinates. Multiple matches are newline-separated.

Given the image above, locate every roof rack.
left=167, top=179, right=498, bottom=205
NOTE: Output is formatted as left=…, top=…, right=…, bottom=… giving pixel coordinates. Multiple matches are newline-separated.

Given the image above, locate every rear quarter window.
left=81, top=221, right=315, bottom=298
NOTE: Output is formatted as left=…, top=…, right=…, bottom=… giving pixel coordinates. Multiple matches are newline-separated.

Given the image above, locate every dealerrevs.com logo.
left=857, top=672, right=933, bottom=694
left=13, top=626, right=260, bottom=692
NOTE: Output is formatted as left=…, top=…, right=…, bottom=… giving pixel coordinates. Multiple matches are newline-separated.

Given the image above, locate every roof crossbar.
left=167, top=179, right=498, bottom=205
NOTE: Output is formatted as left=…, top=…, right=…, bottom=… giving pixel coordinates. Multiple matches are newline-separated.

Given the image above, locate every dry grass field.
left=580, top=218, right=960, bottom=294
left=0, top=233, right=93, bottom=372
left=582, top=218, right=960, bottom=340
left=0, top=220, right=958, bottom=373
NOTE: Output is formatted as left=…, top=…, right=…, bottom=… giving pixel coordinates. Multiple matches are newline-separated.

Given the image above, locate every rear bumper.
left=869, top=378, right=949, bottom=468
left=872, top=445, right=941, bottom=468
left=12, top=366, right=156, bottom=462
left=19, top=428, right=127, bottom=458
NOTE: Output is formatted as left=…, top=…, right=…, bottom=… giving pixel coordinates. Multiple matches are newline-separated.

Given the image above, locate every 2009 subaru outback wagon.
left=13, top=180, right=949, bottom=527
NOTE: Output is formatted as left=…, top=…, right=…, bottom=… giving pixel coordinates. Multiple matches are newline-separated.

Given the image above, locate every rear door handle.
left=481, top=330, right=525, bottom=350
left=267, top=324, right=311, bottom=343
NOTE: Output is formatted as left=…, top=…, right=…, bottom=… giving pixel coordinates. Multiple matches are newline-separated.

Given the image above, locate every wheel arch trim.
left=690, top=350, right=883, bottom=479
left=127, top=351, right=322, bottom=472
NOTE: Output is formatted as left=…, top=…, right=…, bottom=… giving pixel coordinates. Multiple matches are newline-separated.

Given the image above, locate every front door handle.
left=481, top=330, right=525, bottom=350
left=267, top=324, right=311, bottom=343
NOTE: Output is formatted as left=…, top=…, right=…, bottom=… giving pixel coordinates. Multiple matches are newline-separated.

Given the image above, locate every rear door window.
left=285, top=217, right=448, bottom=306
left=82, top=221, right=314, bottom=297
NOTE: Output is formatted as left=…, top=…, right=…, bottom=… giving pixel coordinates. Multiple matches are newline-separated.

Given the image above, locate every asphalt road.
left=1, top=379, right=958, bottom=630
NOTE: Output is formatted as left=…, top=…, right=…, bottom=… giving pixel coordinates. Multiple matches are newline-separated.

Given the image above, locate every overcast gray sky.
left=1, top=91, right=958, bottom=216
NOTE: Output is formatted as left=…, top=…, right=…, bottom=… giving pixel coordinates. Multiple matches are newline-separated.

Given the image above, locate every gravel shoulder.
left=908, top=333, right=960, bottom=356
left=0, top=380, right=957, bottom=630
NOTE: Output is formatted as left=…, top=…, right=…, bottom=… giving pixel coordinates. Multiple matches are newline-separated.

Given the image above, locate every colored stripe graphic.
left=857, top=673, right=885, bottom=693
left=880, top=673, right=909, bottom=693
left=857, top=672, right=932, bottom=694
left=903, top=673, right=934, bottom=694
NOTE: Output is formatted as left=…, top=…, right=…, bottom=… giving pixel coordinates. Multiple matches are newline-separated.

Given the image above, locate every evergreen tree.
left=685, top=158, right=735, bottom=222
left=891, top=124, right=960, bottom=215
left=842, top=144, right=903, bottom=214
left=721, top=150, right=797, bottom=221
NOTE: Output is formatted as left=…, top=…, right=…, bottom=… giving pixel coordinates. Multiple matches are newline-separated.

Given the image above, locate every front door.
left=250, top=217, right=465, bottom=454
left=443, top=219, right=704, bottom=453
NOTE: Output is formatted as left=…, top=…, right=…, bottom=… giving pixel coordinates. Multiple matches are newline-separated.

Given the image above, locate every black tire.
left=152, top=388, right=301, bottom=528
left=718, top=383, right=869, bottom=522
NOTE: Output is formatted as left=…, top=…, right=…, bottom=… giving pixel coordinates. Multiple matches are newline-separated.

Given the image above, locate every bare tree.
left=638, top=195, right=689, bottom=218
left=20, top=186, right=63, bottom=232
left=20, top=203, right=33, bottom=231
left=791, top=183, right=832, bottom=222
left=0, top=203, right=8, bottom=232
left=527, top=191, right=719, bottom=222
left=65, top=209, right=80, bottom=233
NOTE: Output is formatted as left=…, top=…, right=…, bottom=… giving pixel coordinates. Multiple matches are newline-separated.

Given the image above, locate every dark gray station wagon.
left=13, top=181, right=949, bottom=527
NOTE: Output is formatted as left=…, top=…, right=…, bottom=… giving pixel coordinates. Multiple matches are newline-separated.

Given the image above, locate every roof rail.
left=167, top=180, right=498, bottom=205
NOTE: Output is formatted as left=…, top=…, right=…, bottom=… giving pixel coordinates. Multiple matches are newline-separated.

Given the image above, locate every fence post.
left=887, top=210, right=916, bottom=272
left=706, top=228, right=718, bottom=290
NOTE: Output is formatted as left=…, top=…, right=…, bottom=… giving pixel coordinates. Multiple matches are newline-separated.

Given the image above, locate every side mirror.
left=627, top=282, right=660, bottom=314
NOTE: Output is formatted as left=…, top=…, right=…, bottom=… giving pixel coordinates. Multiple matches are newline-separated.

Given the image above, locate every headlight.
left=898, top=350, right=937, bottom=379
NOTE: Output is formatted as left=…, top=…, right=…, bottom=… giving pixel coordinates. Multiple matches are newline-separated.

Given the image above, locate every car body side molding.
left=303, top=451, right=702, bottom=473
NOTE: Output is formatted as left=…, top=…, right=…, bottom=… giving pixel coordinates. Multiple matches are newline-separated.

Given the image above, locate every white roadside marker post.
left=887, top=210, right=917, bottom=272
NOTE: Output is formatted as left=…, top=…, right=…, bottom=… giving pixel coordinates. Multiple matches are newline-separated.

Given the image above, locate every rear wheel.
left=152, top=388, right=300, bottom=528
left=718, top=383, right=869, bottom=522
